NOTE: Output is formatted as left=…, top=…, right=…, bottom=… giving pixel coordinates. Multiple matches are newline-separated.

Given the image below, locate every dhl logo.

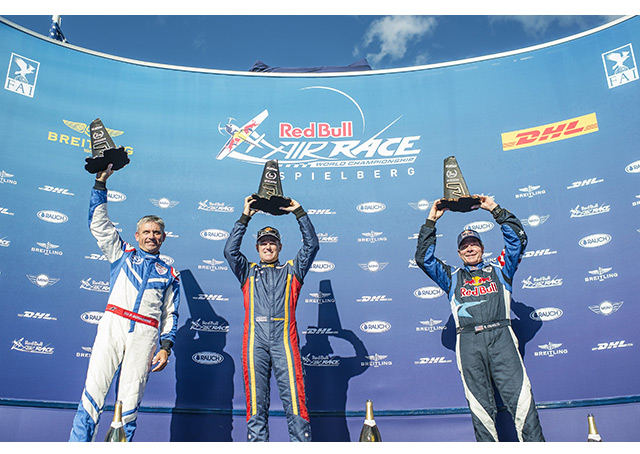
left=464, top=276, right=491, bottom=286
left=502, top=113, right=598, bottom=151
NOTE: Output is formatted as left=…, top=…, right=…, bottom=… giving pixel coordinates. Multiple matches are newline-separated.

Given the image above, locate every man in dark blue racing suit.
left=224, top=195, right=319, bottom=441
left=415, top=195, right=544, bottom=442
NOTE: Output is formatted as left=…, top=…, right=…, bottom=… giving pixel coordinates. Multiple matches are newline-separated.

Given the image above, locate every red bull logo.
left=460, top=282, right=498, bottom=297
left=279, top=121, right=353, bottom=139
left=464, top=276, right=491, bottom=286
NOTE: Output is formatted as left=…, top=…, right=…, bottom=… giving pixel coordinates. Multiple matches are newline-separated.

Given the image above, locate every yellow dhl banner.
left=502, top=113, right=599, bottom=151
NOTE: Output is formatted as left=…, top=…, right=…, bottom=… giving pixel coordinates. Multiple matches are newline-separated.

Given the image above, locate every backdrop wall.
left=1, top=16, right=639, bottom=442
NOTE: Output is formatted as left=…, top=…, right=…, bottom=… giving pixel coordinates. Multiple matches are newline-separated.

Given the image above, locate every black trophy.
left=436, top=156, right=481, bottom=212
left=84, top=118, right=130, bottom=174
left=250, top=160, right=291, bottom=216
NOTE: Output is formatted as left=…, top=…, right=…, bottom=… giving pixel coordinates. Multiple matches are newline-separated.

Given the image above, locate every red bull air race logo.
left=215, top=86, right=421, bottom=181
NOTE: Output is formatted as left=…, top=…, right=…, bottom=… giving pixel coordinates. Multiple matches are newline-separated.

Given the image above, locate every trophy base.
left=437, top=196, right=481, bottom=213
left=251, top=194, right=292, bottom=216
left=85, top=147, right=130, bottom=174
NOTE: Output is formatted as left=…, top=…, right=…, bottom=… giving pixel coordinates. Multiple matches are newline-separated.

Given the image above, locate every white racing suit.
left=69, top=184, right=180, bottom=441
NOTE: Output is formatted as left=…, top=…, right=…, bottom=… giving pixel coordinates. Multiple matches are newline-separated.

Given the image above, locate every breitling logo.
left=47, top=120, right=132, bottom=155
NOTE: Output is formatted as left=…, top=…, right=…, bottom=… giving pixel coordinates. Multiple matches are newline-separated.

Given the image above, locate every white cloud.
left=358, top=16, right=437, bottom=66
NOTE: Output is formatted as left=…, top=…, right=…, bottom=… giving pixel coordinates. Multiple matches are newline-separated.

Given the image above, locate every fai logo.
left=5, top=53, right=40, bottom=97
left=502, top=113, right=598, bottom=151
left=602, top=44, right=638, bottom=88
left=589, top=301, right=623, bottom=316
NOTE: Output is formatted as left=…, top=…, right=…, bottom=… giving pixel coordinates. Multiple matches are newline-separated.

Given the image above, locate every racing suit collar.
left=259, top=259, right=280, bottom=267
left=465, top=260, right=486, bottom=271
left=137, top=248, right=160, bottom=261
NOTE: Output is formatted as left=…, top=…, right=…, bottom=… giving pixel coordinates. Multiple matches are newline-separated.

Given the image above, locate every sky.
left=0, top=10, right=631, bottom=72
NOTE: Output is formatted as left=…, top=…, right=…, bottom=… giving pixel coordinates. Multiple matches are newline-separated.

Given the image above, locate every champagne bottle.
left=587, top=414, right=602, bottom=442
left=104, top=400, right=127, bottom=442
left=359, top=399, right=382, bottom=442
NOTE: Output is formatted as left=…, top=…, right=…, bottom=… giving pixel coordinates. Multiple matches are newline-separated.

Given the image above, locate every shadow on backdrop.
left=441, top=298, right=543, bottom=442
left=300, top=280, right=369, bottom=441
left=170, top=270, right=235, bottom=441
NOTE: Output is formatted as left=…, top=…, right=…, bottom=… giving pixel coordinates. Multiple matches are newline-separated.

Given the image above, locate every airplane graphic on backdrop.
left=216, top=110, right=269, bottom=160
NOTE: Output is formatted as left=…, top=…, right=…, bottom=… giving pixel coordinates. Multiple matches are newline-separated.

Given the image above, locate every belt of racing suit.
left=105, top=304, right=159, bottom=329
left=456, top=319, right=511, bottom=335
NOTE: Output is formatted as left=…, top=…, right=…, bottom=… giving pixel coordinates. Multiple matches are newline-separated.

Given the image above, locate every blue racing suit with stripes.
left=224, top=207, right=319, bottom=442
left=69, top=181, right=180, bottom=442
left=415, top=205, right=544, bottom=442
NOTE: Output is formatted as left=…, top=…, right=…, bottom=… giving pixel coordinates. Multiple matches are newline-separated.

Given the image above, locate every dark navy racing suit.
left=415, top=205, right=544, bottom=442
left=224, top=208, right=319, bottom=442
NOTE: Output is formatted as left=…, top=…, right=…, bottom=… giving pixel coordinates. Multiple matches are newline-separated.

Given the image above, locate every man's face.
left=256, top=237, right=282, bottom=264
left=135, top=221, right=165, bottom=255
left=458, top=238, right=484, bottom=266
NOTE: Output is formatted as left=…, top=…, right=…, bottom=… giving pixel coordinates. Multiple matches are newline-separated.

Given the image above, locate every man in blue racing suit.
left=224, top=195, right=319, bottom=441
left=414, top=195, right=544, bottom=442
left=69, top=163, right=180, bottom=441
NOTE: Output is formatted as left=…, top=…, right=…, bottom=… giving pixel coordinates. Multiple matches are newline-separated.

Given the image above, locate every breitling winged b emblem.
left=63, top=120, right=124, bottom=138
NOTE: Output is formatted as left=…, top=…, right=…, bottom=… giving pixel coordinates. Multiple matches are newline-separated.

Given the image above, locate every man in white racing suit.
left=69, top=163, right=180, bottom=441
